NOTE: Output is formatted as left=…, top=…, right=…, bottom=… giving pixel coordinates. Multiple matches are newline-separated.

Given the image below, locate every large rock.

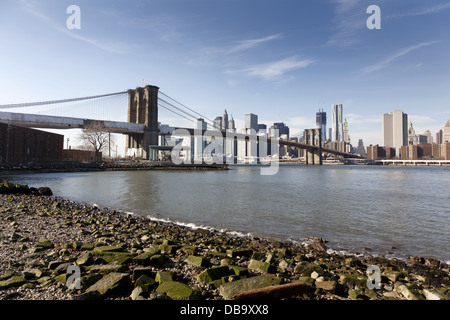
left=86, top=272, right=130, bottom=296
left=219, top=275, right=283, bottom=300
left=294, top=261, right=323, bottom=277
left=0, top=275, right=27, bottom=290
left=156, top=281, right=198, bottom=300
left=198, top=266, right=231, bottom=283
left=248, top=259, right=276, bottom=274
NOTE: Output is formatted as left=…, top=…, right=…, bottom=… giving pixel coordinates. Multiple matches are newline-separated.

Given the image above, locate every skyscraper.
left=194, top=118, right=207, bottom=162
left=331, top=104, right=343, bottom=142
left=316, top=109, right=326, bottom=141
left=382, top=110, right=408, bottom=153
left=245, top=113, right=258, bottom=132
left=222, top=110, right=229, bottom=131
left=343, top=118, right=349, bottom=143
left=444, top=120, right=450, bottom=143
left=436, top=129, right=443, bottom=144
left=228, top=114, right=235, bottom=130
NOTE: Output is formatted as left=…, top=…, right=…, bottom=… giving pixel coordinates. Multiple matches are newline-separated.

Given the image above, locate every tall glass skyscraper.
left=331, top=104, right=343, bottom=142
left=316, top=109, right=326, bottom=141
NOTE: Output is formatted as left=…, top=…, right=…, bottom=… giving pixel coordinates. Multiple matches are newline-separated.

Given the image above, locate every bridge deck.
left=0, top=111, right=145, bottom=134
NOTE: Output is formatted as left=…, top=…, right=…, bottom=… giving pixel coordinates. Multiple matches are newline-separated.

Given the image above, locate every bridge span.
left=0, top=111, right=145, bottom=134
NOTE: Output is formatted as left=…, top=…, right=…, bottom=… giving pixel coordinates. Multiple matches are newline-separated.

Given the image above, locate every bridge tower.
left=126, top=85, right=159, bottom=159
left=304, top=128, right=322, bottom=165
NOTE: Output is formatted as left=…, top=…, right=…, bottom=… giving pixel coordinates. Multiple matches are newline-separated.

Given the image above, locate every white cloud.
left=360, top=41, right=439, bottom=74
left=388, top=3, right=450, bottom=19
left=226, top=56, right=315, bottom=81
left=227, top=34, right=283, bottom=53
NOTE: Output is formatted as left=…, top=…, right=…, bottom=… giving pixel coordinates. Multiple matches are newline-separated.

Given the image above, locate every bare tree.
left=78, top=121, right=115, bottom=158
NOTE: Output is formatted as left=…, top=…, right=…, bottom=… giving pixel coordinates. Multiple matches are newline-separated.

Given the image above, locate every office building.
left=382, top=110, right=408, bottom=153
left=316, top=109, right=327, bottom=141
left=222, top=110, right=229, bottom=131
left=436, top=129, right=443, bottom=145
left=331, top=104, right=343, bottom=142
left=356, top=139, right=366, bottom=157
left=213, top=116, right=222, bottom=130
left=444, top=120, right=450, bottom=143
left=228, top=114, right=235, bottom=130
left=343, top=119, right=350, bottom=143
left=245, top=113, right=258, bottom=132
left=194, top=118, right=207, bottom=162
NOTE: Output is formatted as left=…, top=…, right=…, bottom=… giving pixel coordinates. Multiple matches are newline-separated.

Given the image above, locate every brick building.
left=399, top=143, right=450, bottom=160
left=0, top=123, right=63, bottom=164
left=62, top=149, right=102, bottom=162
left=366, top=145, right=395, bottom=160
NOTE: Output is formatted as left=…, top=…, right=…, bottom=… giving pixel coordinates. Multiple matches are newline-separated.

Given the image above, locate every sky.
left=1, top=0, right=450, bottom=155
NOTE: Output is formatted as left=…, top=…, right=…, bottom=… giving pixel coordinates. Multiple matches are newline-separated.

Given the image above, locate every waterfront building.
left=382, top=110, right=408, bottom=154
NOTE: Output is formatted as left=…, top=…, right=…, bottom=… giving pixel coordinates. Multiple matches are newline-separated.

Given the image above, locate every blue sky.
left=1, top=0, right=450, bottom=153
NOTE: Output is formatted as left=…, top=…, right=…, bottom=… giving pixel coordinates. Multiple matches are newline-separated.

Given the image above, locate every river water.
left=4, top=164, right=450, bottom=263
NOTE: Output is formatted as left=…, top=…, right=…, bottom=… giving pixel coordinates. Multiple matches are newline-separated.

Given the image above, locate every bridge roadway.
left=0, top=111, right=145, bottom=134
left=174, top=127, right=359, bottom=158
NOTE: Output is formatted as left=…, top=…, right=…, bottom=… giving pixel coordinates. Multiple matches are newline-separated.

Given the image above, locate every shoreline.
left=0, top=180, right=449, bottom=301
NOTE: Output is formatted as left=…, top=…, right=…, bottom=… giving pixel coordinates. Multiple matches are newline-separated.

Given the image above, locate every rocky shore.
left=0, top=180, right=449, bottom=301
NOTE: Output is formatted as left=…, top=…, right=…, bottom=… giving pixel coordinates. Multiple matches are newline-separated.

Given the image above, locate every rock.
left=35, top=239, right=54, bottom=249
left=86, top=272, right=130, bottom=296
left=156, top=281, right=198, bottom=300
left=76, top=252, right=93, bottom=266
left=228, top=265, right=249, bottom=277
left=135, top=274, right=157, bottom=292
left=0, top=275, right=27, bottom=290
left=180, top=245, right=197, bottom=255
left=339, top=273, right=368, bottom=288
left=248, top=259, right=276, bottom=274
left=226, top=248, right=253, bottom=259
left=72, top=291, right=102, bottom=300
left=133, top=267, right=154, bottom=279
left=86, top=264, right=127, bottom=274
left=92, top=245, right=124, bottom=254
left=394, top=282, right=424, bottom=300
left=149, top=254, right=164, bottom=265
left=315, top=280, right=338, bottom=293
left=155, top=271, right=173, bottom=284
left=423, top=288, right=449, bottom=300
left=198, top=266, right=231, bottom=283
left=130, top=286, right=145, bottom=300
left=132, top=247, right=161, bottom=265
left=294, top=261, right=324, bottom=277
left=219, top=275, right=283, bottom=300
left=185, top=255, right=208, bottom=267
left=384, top=271, right=401, bottom=283
left=37, top=187, right=53, bottom=196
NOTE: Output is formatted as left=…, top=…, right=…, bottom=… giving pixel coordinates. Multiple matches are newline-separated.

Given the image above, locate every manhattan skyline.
left=1, top=0, right=449, bottom=150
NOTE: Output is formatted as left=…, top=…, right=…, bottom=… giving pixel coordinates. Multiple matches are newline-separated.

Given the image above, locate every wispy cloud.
left=387, top=3, right=450, bottom=19
left=325, top=0, right=368, bottom=48
left=19, top=0, right=133, bottom=54
left=226, top=56, right=315, bottom=81
left=227, top=34, right=283, bottom=53
left=360, top=41, right=439, bottom=74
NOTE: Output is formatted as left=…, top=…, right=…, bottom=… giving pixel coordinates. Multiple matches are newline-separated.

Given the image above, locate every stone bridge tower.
left=126, top=85, right=159, bottom=159
left=304, top=128, right=322, bottom=165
